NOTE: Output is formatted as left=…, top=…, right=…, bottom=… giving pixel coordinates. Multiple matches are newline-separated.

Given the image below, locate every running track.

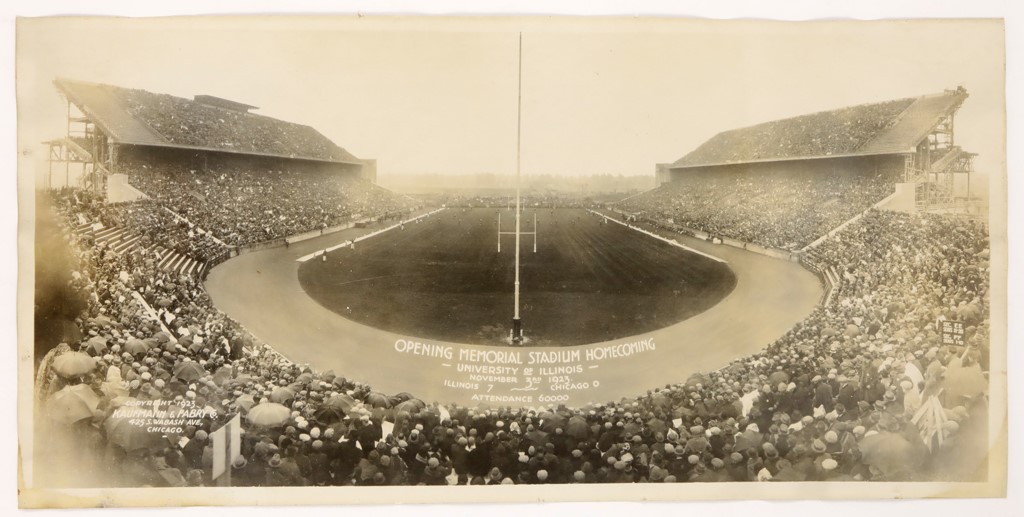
left=205, top=211, right=822, bottom=408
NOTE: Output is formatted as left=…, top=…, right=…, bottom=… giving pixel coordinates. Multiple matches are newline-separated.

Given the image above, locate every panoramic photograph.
left=15, top=15, right=1007, bottom=506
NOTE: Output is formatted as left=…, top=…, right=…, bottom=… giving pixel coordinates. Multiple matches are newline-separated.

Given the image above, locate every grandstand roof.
left=54, top=78, right=362, bottom=165
left=672, top=89, right=968, bottom=169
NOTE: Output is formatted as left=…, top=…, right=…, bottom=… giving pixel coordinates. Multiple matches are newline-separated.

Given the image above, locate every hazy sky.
left=17, top=17, right=1005, bottom=179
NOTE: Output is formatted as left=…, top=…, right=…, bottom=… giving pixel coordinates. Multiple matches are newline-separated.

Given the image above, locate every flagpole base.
left=511, top=318, right=523, bottom=345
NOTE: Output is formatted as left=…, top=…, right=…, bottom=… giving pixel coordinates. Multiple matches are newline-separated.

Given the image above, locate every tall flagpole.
left=512, top=32, right=524, bottom=345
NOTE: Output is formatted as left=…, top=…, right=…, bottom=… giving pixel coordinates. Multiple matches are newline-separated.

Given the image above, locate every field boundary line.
left=297, top=207, right=446, bottom=262
left=587, top=209, right=728, bottom=264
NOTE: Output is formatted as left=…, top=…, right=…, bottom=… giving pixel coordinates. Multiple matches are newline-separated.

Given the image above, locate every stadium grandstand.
left=44, top=79, right=415, bottom=277
left=33, top=81, right=991, bottom=487
left=623, top=87, right=978, bottom=252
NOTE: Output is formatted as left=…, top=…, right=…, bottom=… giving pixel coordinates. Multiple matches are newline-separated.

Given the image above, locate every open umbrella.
left=47, top=384, right=101, bottom=424
left=364, top=392, right=390, bottom=409
left=100, top=379, right=130, bottom=400
left=772, top=466, right=807, bottom=481
left=85, top=336, right=108, bottom=355
left=228, top=374, right=255, bottom=387
left=389, top=392, right=416, bottom=406
left=768, top=370, right=791, bottom=386
left=733, top=429, right=763, bottom=452
left=52, top=352, right=97, bottom=379
left=105, top=415, right=169, bottom=451
left=844, top=324, right=861, bottom=337
left=313, top=405, right=347, bottom=425
left=325, top=393, right=357, bottom=413
left=942, top=360, right=988, bottom=403
left=394, top=399, right=426, bottom=415
left=235, top=393, right=256, bottom=412
left=123, top=338, right=150, bottom=356
left=156, top=297, right=173, bottom=308
left=858, top=431, right=926, bottom=480
left=89, top=315, right=115, bottom=328
left=566, top=415, right=590, bottom=440
left=173, top=361, right=205, bottom=382
left=538, top=412, right=567, bottom=434
left=295, top=373, right=314, bottom=384
left=646, top=417, right=668, bottom=435
left=247, top=402, right=291, bottom=427
left=270, top=387, right=297, bottom=405
left=212, top=366, right=233, bottom=386
left=684, top=373, right=708, bottom=388
left=650, top=392, right=671, bottom=411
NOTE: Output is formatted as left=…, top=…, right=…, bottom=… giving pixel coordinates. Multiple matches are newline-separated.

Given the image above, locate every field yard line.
left=587, top=209, right=728, bottom=264
left=297, top=208, right=447, bottom=262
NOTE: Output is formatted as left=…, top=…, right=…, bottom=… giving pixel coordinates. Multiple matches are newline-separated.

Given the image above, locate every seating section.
left=38, top=185, right=991, bottom=486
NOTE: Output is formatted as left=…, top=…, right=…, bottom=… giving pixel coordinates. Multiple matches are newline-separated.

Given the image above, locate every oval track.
left=205, top=211, right=822, bottom=407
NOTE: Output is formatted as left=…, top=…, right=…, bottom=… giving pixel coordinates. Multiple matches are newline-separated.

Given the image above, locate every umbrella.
left=157, top=468, right=187, bottom=487
left=172, top=361, right=205, bottom=382
left=566, top=415, right=590, bottom=440
left=646, top=417, right=668, bottom=435
left=89, top=315, right=115, bottom=328
left=768, top=370, right=791, bottom=386
left=100, top=379, right=130, bottom=400
left=53, top=320, right=84, bottom=343
left=212, top=367, right=233, bottom=386
left=247, top=402, right=291, bottom=427
left=325, top=393, right=357, bottom=413
left=295, top=373, right=314, bottom=384
left=228, top=374, right=255, bottom=387
left=733, top=429, right=763, bottom=452
left=51, top=352, right=97, bottom=379
left=156, top=297, right=173, bottom=308
left=858, top=431, right=926, bottom=480
left=235, top=393, right=256, bottom=412
left=270, top=387, right=297, bottom=405
left=47, top=384, right=101, bottom=424
left=153, top=332, right=171, bottom=343
left=105, top=415, right=169, bottom=451
left=684, top=373, right=708, bottom=388
left=942, top=360, right=988, bottom=403
left=313, top=405, right=347, bottom=425
left=525, top=428, right=549, bottom=444
left=772, top=466, right=807, bottom=481
left=394, top=399, right=426, bottom=415
left=539, top=412, right=567, bottom=434
left=821, top=327, right=838, bottom=338
left=844, top=324, right=861, bottom=337
left=85, top=336, right=108, bottom=355
left=123, top=338, right=150, bottom=356
left=364, top=392, right=390, bottom=409
left=389, top=392, right=416, bottom=406
left=650, top=392, right=671, bottom=411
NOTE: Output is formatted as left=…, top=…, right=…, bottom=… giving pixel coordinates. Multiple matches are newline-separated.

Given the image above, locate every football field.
left=298, top=208, right=736, bottom=346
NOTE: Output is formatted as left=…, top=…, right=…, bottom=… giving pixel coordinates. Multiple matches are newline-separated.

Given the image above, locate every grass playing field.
left=297, top=208, right=736, bottom=346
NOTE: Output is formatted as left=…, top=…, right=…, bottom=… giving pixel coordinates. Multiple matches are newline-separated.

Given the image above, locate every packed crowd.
left=36, top=183, right=989, bottom=486
left=73, top=192, right=227, bottom=262
left=618, top=168, right=899, bottom=250
left=110, top=84, right=352, bottom=162
left=677, top=97, right=914, bottom=166
left=122, top=156, right=415, bottom=248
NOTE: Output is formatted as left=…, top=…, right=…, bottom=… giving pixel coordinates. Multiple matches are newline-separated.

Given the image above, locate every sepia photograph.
left=14, top=13, right=1009, bottom=508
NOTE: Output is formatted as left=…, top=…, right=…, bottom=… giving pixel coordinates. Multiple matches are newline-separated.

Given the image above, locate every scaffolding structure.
left=43, top=97, right=111, bottom=192
left=901, top=88, right=980, bottom=216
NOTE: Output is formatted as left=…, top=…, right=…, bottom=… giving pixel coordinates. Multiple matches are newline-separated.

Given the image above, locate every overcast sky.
left=17, top=17, right=1005, bottom=179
